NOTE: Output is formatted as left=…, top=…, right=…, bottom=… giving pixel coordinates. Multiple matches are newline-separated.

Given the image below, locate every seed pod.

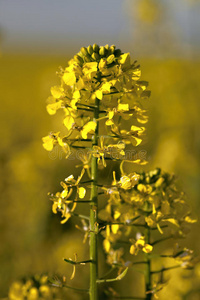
left=81, top=47, right=88, bottom=56
left=93, top=44, right=99, bottom=53
left=91, top=52, right=100, bottom=61
left=87, top=45, right=93, bottom=55
left=99, top=46, right=106, bottom=56
left=74, top=55, right=84, bottom=65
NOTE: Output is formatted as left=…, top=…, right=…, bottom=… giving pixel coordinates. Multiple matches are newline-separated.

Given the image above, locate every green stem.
left=62, top=284, right=89, bottom=293
left=144, top=202, right=152, bottom=300
left=145, top=226, right=152, bottom=300
left=89, top=97, right=100, bottom=300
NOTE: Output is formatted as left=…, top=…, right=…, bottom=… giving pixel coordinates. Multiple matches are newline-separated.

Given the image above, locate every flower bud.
left=107, top=54, right=115, bottom=64
left=91, top=52, right=100, bottom=61
left=110, top=45, right=116, bottom=54
left=84, top=55, right=91, bottom=62
left=105, top=44, right=110, bottom=55
left=93, top=43, right=99, bottom=53
left=145, top=176, right=150, bottom=184
left=77, top=51, right=84, bottom=58
left=99, top=46, right=106, bottom=56
left=74, top=54, right=84, bottom=65
left=81, top=47, right=88, bottom=56
left=87, top=45, right=93, bottom=55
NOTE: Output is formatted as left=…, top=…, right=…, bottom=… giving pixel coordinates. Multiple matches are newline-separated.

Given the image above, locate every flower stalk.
left=144, top=226, right=151, bottom=300
left=89, top=97, right=100, bottom=300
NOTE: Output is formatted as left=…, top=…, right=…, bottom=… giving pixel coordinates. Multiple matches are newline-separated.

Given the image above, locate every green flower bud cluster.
left=138, top=167, right=174, bottom=186
left=139, top=167, right=161, bottom=184
left=74, top=43, right=121, bottom=66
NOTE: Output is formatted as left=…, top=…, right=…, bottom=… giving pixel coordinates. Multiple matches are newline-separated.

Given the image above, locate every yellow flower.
left=130, top=235, right=153, bottom=255
left=81, top=121, right=97, bottom=139
left=119, top=173, right=140, bottom=190
left=49, top=170, right=86, bottom=224
left=51, top=86, right=65, bottom=98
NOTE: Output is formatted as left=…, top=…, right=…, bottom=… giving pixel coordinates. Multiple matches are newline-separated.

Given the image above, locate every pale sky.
left=0, top=0, right=199, bottom=56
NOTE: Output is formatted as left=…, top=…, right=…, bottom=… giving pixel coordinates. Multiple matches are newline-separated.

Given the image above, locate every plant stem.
left=89, top=97, right=99, bottom=300
left=145, top=226, right=152, bottom=300
left=144, top=202, right=152, bottom=300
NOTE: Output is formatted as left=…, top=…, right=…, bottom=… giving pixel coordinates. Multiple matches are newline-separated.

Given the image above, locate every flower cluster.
left=8, top=275, right=64, bottom=300
left=42, top=44, right=150, bottom=167
left=42, top=45, right=196, bottom=299
left=98, top=168, right=196, bottom=286
left=49, top=170, right=86, bottom=224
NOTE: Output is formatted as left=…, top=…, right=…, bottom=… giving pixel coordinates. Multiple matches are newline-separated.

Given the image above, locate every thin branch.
left=64, top=258, right=93, bottom=265
left=68, top=138, right=92, bottom=142
left=81, top=180, right=94, bottom=184
left=150, top=225, right=168, bottom=230
left=77, top=103, right=96, bottom=109
left=152, top=236, right=173, bottom=246
left=71, top=145, right=89, bottom=149
left=151, top=265, right=180, bottom=274
left=70, top=200, right=92, bottom=203
left=76, top=106, right=94, bottom=112
left=71, top=212, right=90, bottom=220
left=97, top=268, right=128, bottom=283
left=62, top=284, right=89, bottom=293
left=111, top=297, right=145, bottom=300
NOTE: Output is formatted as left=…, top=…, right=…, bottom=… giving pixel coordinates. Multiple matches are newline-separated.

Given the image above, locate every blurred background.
left=0, top=0, right=200, bottom=298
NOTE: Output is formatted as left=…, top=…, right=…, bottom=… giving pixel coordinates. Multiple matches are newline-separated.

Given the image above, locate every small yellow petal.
left=105, top=119, right=114, bottom=126
left=78, top=187, right=86, bottom=199
left=118, top=53, right=131, bottom=68
left=46, top=101, right=62, bottom=115
left=155, top=177, right=165, bottom=187
left=132, top=137, right=142, bottom=146
left=96, top=90, right=103, bottom=100
left=52, top=202, right=58, bottom=214
left=101, top=82, right=112, bottom=92
left=103, top=239, right=111, bottom=253
left=184, top=216, right=197, bottom=223
left=73, top=90, right=81, bottom=99
left=137, top=184, right=146, bottom=193
left=163, top=218, right=179, bottom=227
left=42, top=136, right=54, bottom=151
left=61, top=189, right=68, bottom=198
left=114, top=211, right=121, bottom=220
left=111, top=224, right=119, bottom=234
left=63, top=72, right=76, bottom=86
left=117, top=103, right=129, bottom=112
left=81, top=121, right=97, bottom=139
left=132, top=69, right=141, bottom=80
left=143, top=244, right=153, bottom=253
left=130, top=245, right=136, bottom=255
left=51, top=86, right=64, bottom=98
left=63, top=116, right=75, bottom=130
